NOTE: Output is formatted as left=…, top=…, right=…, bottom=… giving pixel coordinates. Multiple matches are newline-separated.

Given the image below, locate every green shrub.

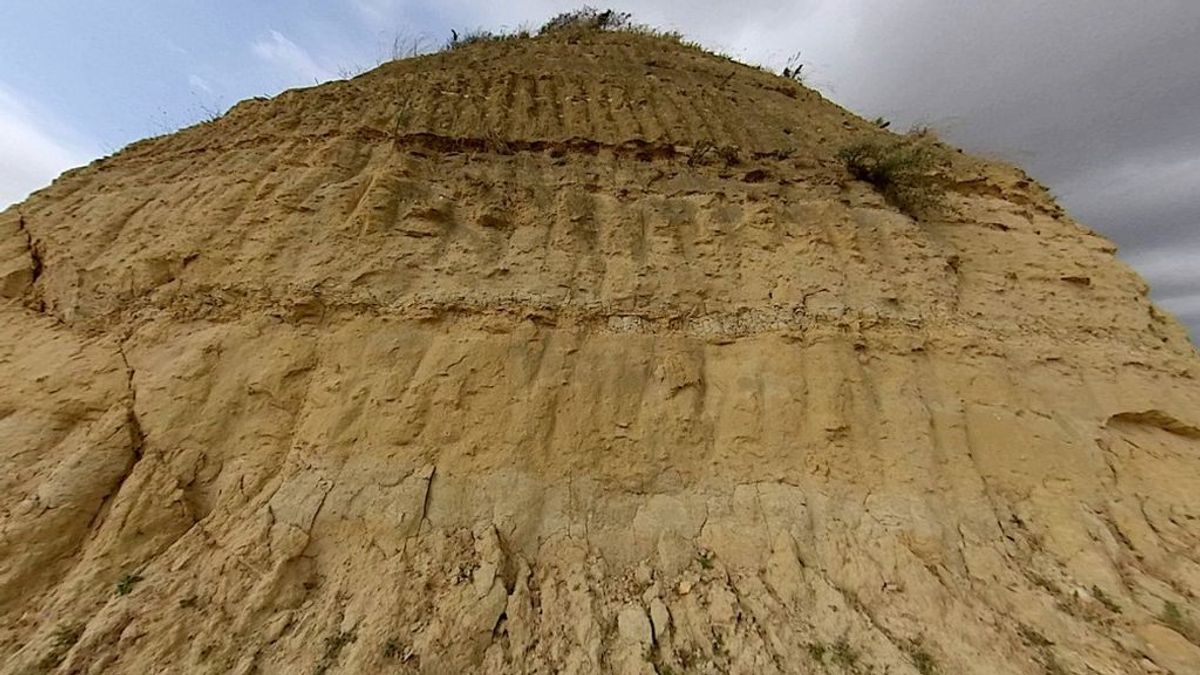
left=1161, top=601, right=1200, bottom=644
left=115, top=573, right=144, bottom=596
left=837, top=136, right=948, bottom=217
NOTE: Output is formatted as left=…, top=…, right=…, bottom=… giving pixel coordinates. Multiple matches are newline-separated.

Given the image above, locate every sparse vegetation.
left=716, top=145, right=741, bottom=166
left=806, top=641, right=826, bottom=662
left=197, top=102, right=224, bottom=124
left=649, top=650, right=678, bottom=675
left=830, top=637, right=859, bottom=669
left=712, top=632, right=728, bottom=657
left=440, top=7, right=694, bottom=55
left=540, top=7, right=634, bottom=34
left=1161, top=601, right=1200, bottom=643
left=1027, top=572, right=1061, bottom=596
left=1090, top=585, right=1121, bottom=614
left=687, top=141, right=714, bottom=166
left=1017, top=624, right=1053, bottom=648
left=781, top=51, right=804, bottom=81
left=1162, top=600, right=1186, bottom=627
left=325, top=630, right=357, bottom=656
left=51, top=624, right=84, bottom=650
left=905, top=641, right=939, bottom=675
left=480, top=127, right=512, bottom=154
left=39, top=623, right=84, bottom=669
left=382, top=637, right=403, bottom=659
left=445, top=28, right=525, bottom=50
left=1017, top=625, right=1066, bottom=675
left=687, top=140, right=742, bottom=167
left=387, top=33, right=429, bottom=61
left=538, top=6, right=693, bottom=45
left=338, top=32, right=432, bottom=78
left=315, top=630, right=357, bottom=675
left=1043, top=652, right=1067, bottom=675
left=115, top=573, right=144, bottom=596
left=838, top=135, right=949, bottom=217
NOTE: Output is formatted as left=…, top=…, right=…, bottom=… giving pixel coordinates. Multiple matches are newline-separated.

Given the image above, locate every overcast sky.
left=1, top=1, right=1197, bottom=338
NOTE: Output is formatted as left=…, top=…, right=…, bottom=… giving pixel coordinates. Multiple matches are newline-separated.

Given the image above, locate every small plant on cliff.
left=115, top=573, right=144, bottom=596
left=1161, top=601, right=1200, bottom=643
left=1090, top=585, right=1121, bottom=614
left=314, top=630, right=358, bottom=675
left=382, top=637, right=404, bottom=659
left=1043, top=652, right=1067, bottom=675
left=687, top=140, right=741, bottom=167
left=781, top=51, right=804, bottom=81
left=830, top=637, right=859, bottom=668
left=51, top=624, right=84, bottom=649
left=1017, top=624, right=1053, bottom=648
left=904, top=640, right=939, bottom=675
left=649, top=651, right=678, bottom=675
left=837, top=135, right=949, bottom=217
left=39, top=623, right=84, bottom=669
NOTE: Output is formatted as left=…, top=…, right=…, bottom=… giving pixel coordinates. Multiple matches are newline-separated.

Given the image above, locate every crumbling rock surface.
left=2, top=31, right=1199, bottom=675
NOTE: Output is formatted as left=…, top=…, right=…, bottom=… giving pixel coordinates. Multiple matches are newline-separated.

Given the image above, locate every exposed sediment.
left=2, top=30, right=1199, bottom=675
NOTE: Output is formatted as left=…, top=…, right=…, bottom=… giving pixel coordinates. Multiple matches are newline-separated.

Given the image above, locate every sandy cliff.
left=2, top=29, right=1200, bottom=674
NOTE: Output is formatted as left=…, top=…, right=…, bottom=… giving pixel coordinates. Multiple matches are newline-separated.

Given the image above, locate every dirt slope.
left=2, top=30, right=1200, bottom=674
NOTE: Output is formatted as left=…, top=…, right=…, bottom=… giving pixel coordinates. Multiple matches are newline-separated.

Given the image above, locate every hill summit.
left=2, top=17, right=1200, bottom=674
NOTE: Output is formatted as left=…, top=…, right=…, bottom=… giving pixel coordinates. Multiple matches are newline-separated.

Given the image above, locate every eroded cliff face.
left=2, top=30, right=1199, bottom=675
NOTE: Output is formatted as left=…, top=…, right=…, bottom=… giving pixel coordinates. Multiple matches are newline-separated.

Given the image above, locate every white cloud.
left=1162, top=293, right=1200, bottom=315
left=1059, top=152, right=1200, bottom=218
left=251, top=30, right=334, bottom=85
left=351, top=0, right=408, bottom=26
left=1125, top=247, right=1200, bottom=284
left=1123, top=238, right=1200, bottom=299
left=188, top=74, right=214, bottom=94
left=0, top=83, right=95, bottom=209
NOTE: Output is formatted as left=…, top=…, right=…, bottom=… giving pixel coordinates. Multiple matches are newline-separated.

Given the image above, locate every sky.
left=1, top=1, right=1197, bottom=338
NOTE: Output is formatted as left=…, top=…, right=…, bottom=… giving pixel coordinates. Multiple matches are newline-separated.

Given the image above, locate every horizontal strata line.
left=61, top=291, right=1189, bottom=361
left=113, top=127, right=802, bottom=167
left=390, top=132, right=796, bottom=163
left=96, top=129, right=1057, bottom=213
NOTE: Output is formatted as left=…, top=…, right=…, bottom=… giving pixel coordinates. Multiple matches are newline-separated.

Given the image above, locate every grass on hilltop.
left=444, top=6, right=695, bottom=51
